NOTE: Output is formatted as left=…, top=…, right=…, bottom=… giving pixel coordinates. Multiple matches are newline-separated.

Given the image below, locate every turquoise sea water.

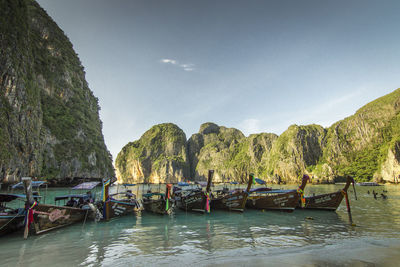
left=1, top=184, right=399, bottom=266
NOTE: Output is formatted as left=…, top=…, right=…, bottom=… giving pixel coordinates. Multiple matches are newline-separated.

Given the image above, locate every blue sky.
left=37, top=0, right=400, bottom=161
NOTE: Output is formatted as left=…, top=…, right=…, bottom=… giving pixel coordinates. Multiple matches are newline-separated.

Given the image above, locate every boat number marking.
left=273, top=196, right=289, bottom=206
left=314, top=195, right=333, bottom=204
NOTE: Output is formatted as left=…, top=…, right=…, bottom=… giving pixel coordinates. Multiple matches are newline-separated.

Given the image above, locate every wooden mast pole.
left=103, top=179, right=111, bottom=221
left=239, top=173, right=254, bottom=211
left=23, top=177, right=34, bottom=239
left=206, top=170, right=214, bottom=193
left=246, top=173, right=254, bottom=193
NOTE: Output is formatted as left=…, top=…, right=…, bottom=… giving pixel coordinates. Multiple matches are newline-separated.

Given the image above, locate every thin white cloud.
left=180, top=63, right=195, bottom=71
left=160, top=58, right=177, bottom=65
left=160, top=58, right=195, bottom=72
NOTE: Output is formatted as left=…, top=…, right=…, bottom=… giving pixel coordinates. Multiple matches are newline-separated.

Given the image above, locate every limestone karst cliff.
left=115, top=123, right=189, bottom=184
left=116, top=89, right=400, bottom=184
left=0, top=0, right=114, bottom=183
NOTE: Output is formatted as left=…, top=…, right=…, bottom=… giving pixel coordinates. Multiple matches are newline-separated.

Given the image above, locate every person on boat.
left=66, top=198, right=74, bottom=207
left=125, top=190, right=134, bottom=199
left=66, top=198, right=78, bottom=207
left=85, top=191, right=94, bottom=203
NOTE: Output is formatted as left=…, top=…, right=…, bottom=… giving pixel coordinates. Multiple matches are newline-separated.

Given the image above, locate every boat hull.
left=32, top=204, right=89, bottom=234
left=177, top=191, right=207, bottom=213
left=0, top=215, right=25, bottom=236
left=211, top=191, right=248, bottom=212
left=246, top=191, right=299, bottom=212
left=105, top=200, right=140, bottom=219
left=298, top=191, right=344, bottom=211
left=143, top=199, right=173, bottom=215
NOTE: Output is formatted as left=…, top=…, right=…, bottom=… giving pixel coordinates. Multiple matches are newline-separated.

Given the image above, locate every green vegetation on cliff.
left=0, top=0, right=114, bottom=182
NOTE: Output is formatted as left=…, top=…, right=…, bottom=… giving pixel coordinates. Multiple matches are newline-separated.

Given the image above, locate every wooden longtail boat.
left=102, top=180, right=141, bottom=220
left=246, top=175, right=310, bottom=212
left=175, top=170, right=214, bottom=213
left=23, top=179, right=99, bottom=237
left=298, top=176, right=356, bottom=211
left=0, top=194, right=26, bottom=236
left=356, top=182, right=380, bottom=186
left=28, top=203, right=90, bottom=235
left=142, top=184, right=174, bottom=215
left=210, top=173, right=254, bottom=212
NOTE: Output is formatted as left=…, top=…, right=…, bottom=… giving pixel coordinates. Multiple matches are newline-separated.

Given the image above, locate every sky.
left=36, top=0, right=400, bottom=162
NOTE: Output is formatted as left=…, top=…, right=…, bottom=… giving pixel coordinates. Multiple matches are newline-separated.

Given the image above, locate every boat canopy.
left=178, top=182, right=190, bottom=186
left=54, top=194, right=90, bottom=201
left=251, top=189, right=295, bottom=194
left=72, top=182, right=100, bottom=190
left=229, top=181, right=239, bottom=185
left=249, top=187, right=272, bottom=193
left=11, top=181, right=46, bottom=189
left=254, top=178, right=266, bottom=185
left=122, top=183, right=136, bottom=187
left=110, top=192, right=135, bottom=197
left=0, top=193, right=26, bottom=202
left=357, top=182, right=381, bottom=186
left=143, top=192, right=164, bottom=198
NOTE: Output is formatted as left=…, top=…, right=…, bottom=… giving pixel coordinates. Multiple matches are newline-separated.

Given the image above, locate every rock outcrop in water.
left=0, top=0, right=114, bottom=184
left=116, top=89, right=400, bottom=184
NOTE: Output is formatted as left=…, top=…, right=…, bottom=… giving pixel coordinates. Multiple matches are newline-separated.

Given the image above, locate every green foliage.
left=334, top=145, right=381, bottom=182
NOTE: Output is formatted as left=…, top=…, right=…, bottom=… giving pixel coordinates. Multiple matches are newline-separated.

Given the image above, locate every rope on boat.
left=0, top=213, right=22, bottom=231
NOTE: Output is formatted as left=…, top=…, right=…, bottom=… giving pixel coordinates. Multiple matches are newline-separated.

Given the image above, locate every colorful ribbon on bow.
left=26, top=201, right=38, bottom=228
left=166, top=184, right=172, bottom=211
left=102, top=179, right=111, bottom=202
left=297, top=188, right=306, bottom=208
left=205, top=192, right=210, bottom=213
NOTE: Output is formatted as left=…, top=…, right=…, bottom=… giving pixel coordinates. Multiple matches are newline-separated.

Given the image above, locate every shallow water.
left=1, top=184, right=399, bottom=266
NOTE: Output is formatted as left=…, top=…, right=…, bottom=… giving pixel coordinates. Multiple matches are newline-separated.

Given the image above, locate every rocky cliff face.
left=116, top=89, right=400, bottom=184
left=115, top=123, right=189, bottom=183
left=0, top=0, right=114, bottom=183
left=266, top=124, right=326, bottom=183
left=187, top=122, right=246, bottom=183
